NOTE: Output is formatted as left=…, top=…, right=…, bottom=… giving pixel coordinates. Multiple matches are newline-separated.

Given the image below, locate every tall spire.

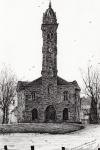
left=43, top=0, right=57, bottom=24
left=49, top=0, right=51, bottom=8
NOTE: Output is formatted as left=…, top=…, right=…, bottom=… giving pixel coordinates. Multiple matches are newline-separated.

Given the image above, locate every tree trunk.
left=2, top=107, right=9, bottom=124
left=2, top=107, right=6, bottom=124
left=5, top=108, right=9, bottom=124
left=89, top=97, right=98, bottom=124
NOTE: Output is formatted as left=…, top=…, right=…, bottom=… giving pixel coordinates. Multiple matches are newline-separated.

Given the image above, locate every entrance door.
left=63, top=108, right=68, bottom=121
left=45, top=105, right=56, bottom=122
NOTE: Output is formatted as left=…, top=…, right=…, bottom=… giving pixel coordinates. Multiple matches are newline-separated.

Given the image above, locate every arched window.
left=63, top=108, right=68, bottom=121
left=63, top=91, right=69, bottom=101
left=47, top=33, right=53, bottom=41
left=32, top=108, right=38, bottom=120
left=31, top=91, right=36, bottom=100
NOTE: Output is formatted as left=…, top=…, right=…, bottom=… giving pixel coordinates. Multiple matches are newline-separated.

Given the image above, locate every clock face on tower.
left=49, top=48, right=52, bottom=53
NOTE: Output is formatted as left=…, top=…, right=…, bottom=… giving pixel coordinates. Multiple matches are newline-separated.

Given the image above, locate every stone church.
left=16, top=2, right=81, bottom=123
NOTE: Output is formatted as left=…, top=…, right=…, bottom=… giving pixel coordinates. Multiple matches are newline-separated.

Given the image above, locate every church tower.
left=41, top=2, right=58, bottom=78
left=41, top=2, right=58, bottom=101
left=17, top=1, right=81, bottom=123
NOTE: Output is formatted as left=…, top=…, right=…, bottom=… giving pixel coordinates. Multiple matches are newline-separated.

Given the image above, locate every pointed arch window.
left=47, top=32, right=53, bottom=41
left=63, top=108, right=68, bottom=120
left=32, top=108, right=38, bottom=120
left=31, top=91, right=36, bottom=100
left=63, top=91, right=69, bottom=101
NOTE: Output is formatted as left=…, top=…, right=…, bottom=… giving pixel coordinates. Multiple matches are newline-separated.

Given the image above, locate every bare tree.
left=81, top=65, right=100, bottom=124
left=0, top=66, right=17, bottom=124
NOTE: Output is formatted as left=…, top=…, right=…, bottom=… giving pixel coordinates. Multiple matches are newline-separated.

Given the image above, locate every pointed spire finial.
left=49, top=0, right=52, bottom=8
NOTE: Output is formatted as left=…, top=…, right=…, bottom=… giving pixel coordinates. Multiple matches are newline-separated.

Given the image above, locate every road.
left=0, top=124, right=100, bottom=150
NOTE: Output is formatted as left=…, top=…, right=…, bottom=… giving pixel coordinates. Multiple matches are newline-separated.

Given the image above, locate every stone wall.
left=17, top=91, right=25, bottom=123
left=0, top=123, right=84, bottom=134
left=17, top=82, right=80, bottom=123
left=56, top=85, right=80, bottom=122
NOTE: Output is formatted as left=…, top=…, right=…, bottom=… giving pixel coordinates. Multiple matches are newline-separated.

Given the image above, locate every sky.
left=0, top=0, right=100, bottom=92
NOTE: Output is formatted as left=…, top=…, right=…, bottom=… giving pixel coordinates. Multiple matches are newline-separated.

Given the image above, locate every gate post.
left=62, top=147, right=65, bottom=150
left=31, top=146, right=34, bottom=150
left=4, top=145, right=8, bottom=150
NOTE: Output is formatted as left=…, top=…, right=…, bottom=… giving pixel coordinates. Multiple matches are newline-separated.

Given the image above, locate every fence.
left=2, top=145, right=100, bottom=150
left=3, top=146, right=65, bottom=150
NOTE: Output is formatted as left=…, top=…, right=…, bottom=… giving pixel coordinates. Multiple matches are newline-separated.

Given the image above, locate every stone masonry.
left=16, top=2, right=81, bottom=123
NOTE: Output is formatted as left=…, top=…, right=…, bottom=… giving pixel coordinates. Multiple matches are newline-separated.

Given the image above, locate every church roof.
left=17, top=76, right=80, bottom=92
left=57, top=76, right=80, bottom=90
left=16, top=77, right=42, bottom=91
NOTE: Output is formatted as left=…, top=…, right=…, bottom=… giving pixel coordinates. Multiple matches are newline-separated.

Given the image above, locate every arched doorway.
left=32, top=108, right=38, bottom=121
left=63, top=108, right=68, bottom=121
left=45, top=105, right=56, bottom=122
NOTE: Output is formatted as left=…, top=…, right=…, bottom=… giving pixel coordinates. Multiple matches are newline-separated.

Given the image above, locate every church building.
left=16, top=2, right=81, bottom=123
